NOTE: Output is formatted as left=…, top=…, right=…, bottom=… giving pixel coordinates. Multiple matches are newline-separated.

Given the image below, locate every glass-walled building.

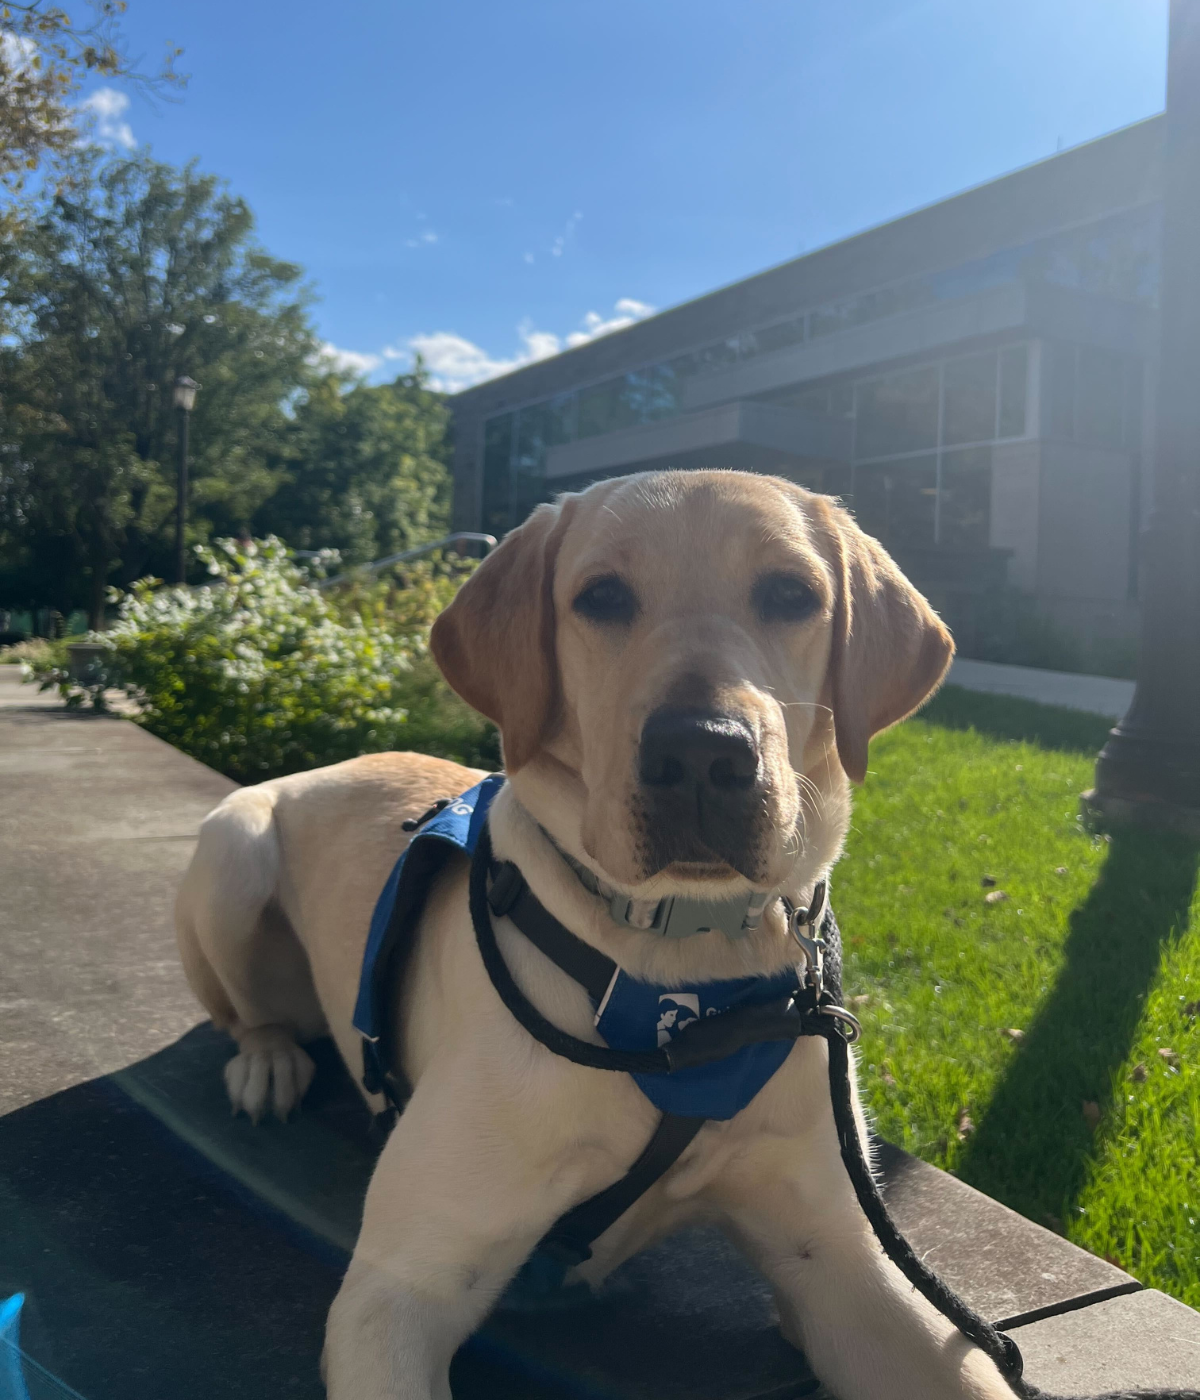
left=451, top=118, right=1162, bottom=660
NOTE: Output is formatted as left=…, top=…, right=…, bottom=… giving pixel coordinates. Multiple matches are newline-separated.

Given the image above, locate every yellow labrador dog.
left=176, top=469, right=1012, bottom=1400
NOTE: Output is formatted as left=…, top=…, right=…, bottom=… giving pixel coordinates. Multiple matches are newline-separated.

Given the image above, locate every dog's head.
left=432, top=470, right=951, bottom=895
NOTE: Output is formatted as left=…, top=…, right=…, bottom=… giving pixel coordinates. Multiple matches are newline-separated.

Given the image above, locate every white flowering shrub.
left=38, top=538, right=497, bottom=781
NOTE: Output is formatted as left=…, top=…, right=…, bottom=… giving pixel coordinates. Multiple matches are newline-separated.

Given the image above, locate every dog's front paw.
left=224, top=1026, right=315, bottom=1123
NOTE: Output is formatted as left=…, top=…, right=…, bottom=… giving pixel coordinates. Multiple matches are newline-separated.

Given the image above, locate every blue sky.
left=89, top=0, right=1169, bottom=390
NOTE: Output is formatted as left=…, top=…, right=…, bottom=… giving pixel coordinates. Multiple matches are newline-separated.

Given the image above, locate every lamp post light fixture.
left=1083, top=0, right=1200, bottom=837
left=173, top=376, right=200, bottom=585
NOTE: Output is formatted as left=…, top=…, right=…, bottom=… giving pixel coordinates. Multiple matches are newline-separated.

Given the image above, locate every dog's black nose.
left=639, top=710, right=760, bottom=796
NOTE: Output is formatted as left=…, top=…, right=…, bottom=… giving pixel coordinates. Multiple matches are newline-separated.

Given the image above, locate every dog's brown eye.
left=754, top=572, right=818, bottom=623
left=573, top=574, right=638, bottom=625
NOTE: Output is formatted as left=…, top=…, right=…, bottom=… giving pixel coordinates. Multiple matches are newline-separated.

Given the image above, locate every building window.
left=998, top=345, right=1028, bottom=438
left=1043, top=343, right=1143, bottom=447
left=575, top=366, right=688, bottom=441
left=514, top=395, right=573, bottom=518
left=853, top=456, right=939, bottom=552
left=745, top=315, right=807, bottom=357
left=576, top=377, right=621, bottom=440
left=621, top=365, right=684, bottom=425
left=942, top=352, right=997, bottom=447
left=854, top=366, right=940, bottom=460
left=481, top=413, right=514, bottom=536
left=939, top=447, right=992, bottom=550
left=849, top=345, right=1032, bottom=553
left=669, top=338, right=742, bottom=382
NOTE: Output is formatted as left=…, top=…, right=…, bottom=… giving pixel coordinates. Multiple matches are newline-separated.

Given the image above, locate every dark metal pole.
left=1084, top=0, right=1200, bottom=836
left=175, top=404, right=190, bottom=585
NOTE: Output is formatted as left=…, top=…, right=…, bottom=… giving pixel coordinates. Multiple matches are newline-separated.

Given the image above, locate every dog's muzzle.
left=636, top=707, right=767, bottom=875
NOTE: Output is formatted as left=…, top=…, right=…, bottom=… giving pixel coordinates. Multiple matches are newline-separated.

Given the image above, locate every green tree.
left=256, top=365, right=452, bottom=566
left=0, top=148, right=316, bottom=624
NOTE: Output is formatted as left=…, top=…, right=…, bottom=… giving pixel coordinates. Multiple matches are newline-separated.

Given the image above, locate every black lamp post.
left=1083, top=0, right=1200, bottom=838
left=173, top=376, right=200, bottom=585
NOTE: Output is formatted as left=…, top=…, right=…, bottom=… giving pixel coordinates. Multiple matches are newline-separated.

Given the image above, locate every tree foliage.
left=0, top=1, right=182, bottom=202
left=256, top=366, right=452, bottom=566
left=36, top=538, right=497, bottom=780
left=0, top=149, right=316, bottom=623
left=0, top=149, right=455, bottom=629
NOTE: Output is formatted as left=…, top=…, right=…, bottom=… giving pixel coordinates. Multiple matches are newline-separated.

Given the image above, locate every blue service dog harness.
left=354, top=775, right=854, bottom=1282
left=353, top=778, right=1200, bottom=1400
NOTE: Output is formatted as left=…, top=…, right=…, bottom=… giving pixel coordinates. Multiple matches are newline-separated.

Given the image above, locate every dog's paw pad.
left=224, top=1035, right=315, bottom=1123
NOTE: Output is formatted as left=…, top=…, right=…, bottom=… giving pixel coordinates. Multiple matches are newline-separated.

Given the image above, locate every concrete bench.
left=2, top=665, right=1198, bottom=1398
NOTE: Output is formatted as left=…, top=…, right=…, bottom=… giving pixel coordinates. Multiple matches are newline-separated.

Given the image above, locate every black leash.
left=469, top=824, right=1200, bottom=1400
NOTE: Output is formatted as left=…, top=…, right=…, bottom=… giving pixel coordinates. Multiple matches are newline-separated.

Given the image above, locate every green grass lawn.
left=837, top=685, right=1200, bottom=1307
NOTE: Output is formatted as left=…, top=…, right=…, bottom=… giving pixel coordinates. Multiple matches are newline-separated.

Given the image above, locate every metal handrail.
left=316, top=532, right=498, bottom=588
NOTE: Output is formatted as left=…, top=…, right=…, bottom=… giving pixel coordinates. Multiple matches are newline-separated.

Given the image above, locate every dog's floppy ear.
left=823, top=504, right=954, bottom=784
left=430, top=498, right=575, bottom=772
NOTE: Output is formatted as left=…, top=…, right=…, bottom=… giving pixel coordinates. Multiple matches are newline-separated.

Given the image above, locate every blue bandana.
left=595, top=969, right=798, bottom=1119
left=356, top=778, right=799, bottom=1122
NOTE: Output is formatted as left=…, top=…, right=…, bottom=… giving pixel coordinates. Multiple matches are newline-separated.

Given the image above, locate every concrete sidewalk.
left=2, top=665, right=1198, bottom=1398
left=948, top=657, right=1135, bottom=719
left=0, top=666, right=234, bottom=1112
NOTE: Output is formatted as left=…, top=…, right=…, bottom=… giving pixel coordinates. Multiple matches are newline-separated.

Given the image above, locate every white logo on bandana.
left=656, top=992, right=700, bottom=1046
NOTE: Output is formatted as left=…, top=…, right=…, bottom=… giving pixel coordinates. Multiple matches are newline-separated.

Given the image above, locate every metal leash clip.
left=788, top=880, right=829, bottom=1000
left=787, top=881, right=863, bottom=1044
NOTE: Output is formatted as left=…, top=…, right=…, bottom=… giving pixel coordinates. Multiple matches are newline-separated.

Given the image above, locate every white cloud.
left=564, top=298, right=656, bottom=349
left=399, top=323, right=558, bottom=394
left=523, top=251, right=535, bottom=265
left=405, top=229, right=439, bottom=248
left=394, top=298, right=657, bottom=393
left=314, top=341, right=383, bottom=377
left=79, top=86, right=135, bottom=149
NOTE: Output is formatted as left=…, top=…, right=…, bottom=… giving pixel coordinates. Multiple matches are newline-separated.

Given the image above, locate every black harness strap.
left=487, top=857, right=616, bottom=1003
left=539, top=1113, right=706, bottom=1268
left=471, top=837, right=670, bottom=1076
left=474, top=830, right=713, bottom=1272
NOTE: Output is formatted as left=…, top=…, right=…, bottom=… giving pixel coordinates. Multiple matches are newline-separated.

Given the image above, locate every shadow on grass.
left=958, top=828, right=1200, bottom=1229
left=921, top=685, right=1115, bottom=755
